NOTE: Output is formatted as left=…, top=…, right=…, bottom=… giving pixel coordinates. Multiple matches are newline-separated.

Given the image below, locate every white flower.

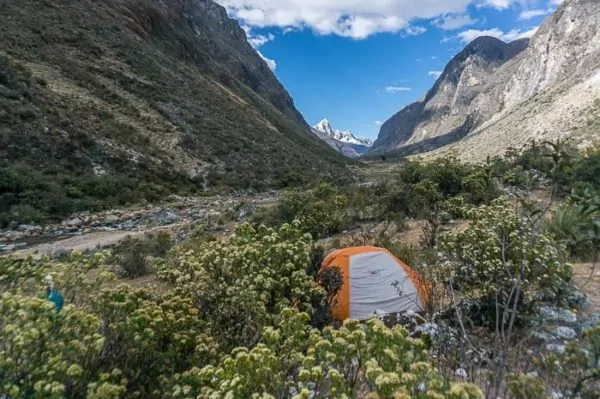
left=454, top=368, right=468, bottom=379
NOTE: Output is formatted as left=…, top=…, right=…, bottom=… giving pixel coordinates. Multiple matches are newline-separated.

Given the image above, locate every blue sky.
left=220, top=0, right=564, bottom=140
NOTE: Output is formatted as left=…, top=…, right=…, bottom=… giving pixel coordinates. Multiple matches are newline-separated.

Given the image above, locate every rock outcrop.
left=369, top=0, right=600, bottom=161
left=369, top=37, right=529, bottom=156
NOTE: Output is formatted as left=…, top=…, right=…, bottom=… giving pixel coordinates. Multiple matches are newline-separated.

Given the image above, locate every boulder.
left=546, top=343, right=566, bottom=353
left=532, top=331, right=556, bottom=342
left=237, top=203, right=257, bottom=220
left=156, top=210, right=180, bottom=225
left=549, top=326, right=577, bottom=340
left=578, top=312, right=600, bottom=332
left=539, top=306, right=577, bottom=324
left=63, top=218, right=83, bottom=227
left=17, top=224, right=42, bottom=233
left=105, top=214, right=120, bottom=224
left=190, top=210, right=206, bottom=220
left=563, top=287, right=590, bottom=311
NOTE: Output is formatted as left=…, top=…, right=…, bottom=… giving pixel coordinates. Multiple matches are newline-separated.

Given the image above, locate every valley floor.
left=2, top=191, right=279, bottom=258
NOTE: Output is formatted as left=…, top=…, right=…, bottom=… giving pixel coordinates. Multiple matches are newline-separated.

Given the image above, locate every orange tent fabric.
left=320, top=246, right=430, bottom=321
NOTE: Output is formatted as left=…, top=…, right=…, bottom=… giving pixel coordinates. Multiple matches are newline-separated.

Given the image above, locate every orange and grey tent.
left=320, top=246, right=430, bottom=321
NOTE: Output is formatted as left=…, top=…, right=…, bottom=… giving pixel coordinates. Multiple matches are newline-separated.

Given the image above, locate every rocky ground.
left=0, top=191, right=279, bottom=257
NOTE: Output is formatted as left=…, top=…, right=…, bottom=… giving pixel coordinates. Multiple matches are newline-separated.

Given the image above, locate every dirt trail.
left=11, top=223, right=186, bottom=259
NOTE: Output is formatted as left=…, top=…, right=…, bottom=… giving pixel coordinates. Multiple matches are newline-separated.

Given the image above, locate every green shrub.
left=110, top=231, right=174, bottom=278
left=157, top=221, right=330, bottom=350
left=168, top=308, right=484, bottom=399
left=258, top=183, right=351, bottom=239
left=572, top=151, right=600, bottom=191
left=384, top=156, right=499, bottom=221
left=510, top=325, right=600, bottom=398
left=545, top=188, right=600, bottom=261
left=439, top=197, right=572, bottom=326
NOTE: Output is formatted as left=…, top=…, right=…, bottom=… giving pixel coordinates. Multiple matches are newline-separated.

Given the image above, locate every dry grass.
left=572, top=262, right=600, bottom=312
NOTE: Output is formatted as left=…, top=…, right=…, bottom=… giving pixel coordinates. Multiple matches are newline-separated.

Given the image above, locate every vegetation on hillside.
left=2, top=140, right=600, bottom=397
left=0, top=0, right=349, bottom=226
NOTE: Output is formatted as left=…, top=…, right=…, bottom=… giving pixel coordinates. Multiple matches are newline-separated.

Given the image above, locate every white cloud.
left=375, top=120, right=383, bottom=126
left=404, top=25, right=428, bottom=36
left=518, top=9, right=551, bottom=20
left=457, top=25, right=539, bottom=43
left=550, top=0, right=564, bottom=5
left=433, top=13, right=478, bottom=30
left=432, top=56, right=437, bottom=60
left=384, top=86, right=412, bottom=93
left=429, top=70, right=443, bottom=78
left=477, top=0, right=544, bottom=10
left=248, top=32, right=275, bottom=47
left=257, top=51, right=277, bottom=71
left=481, top=0, right=512, bottom=9
left=220, top=0, right=517, bottom=40
left=242, top=25, right=275, bottom=47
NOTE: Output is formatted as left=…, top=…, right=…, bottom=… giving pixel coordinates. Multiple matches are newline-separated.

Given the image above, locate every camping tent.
left=320, top=246, right=430, bottom=321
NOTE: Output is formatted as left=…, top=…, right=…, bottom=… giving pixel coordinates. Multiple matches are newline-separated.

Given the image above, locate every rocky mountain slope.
left=311, top=119, right=373, bottom=157
left=369, top=0, right=600, bottom=161
left=0, top=0, right=347, bottom=225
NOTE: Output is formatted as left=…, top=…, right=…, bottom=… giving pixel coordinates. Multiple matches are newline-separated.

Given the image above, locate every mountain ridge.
left=313, top=119, right=373, bottom=147
left=368, top=0, right=600, bottom=161
left=0, top=0, right=348, bottom=225
left=368, top=35, right=530, bottom=156
left=311, top=119, right=373, bottom=158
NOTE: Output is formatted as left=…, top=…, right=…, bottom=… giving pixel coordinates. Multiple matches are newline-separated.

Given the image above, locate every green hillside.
left=0, top=0, right=348, bottom=225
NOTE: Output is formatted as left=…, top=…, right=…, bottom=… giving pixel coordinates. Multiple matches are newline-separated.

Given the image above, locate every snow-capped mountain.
left=313, top=119, right=373, bottom=147
left=310, top=119, right=373, bottom=158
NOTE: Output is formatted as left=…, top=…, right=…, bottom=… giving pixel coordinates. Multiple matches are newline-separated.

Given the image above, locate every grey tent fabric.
left=349, top=251, right=423, bottom=320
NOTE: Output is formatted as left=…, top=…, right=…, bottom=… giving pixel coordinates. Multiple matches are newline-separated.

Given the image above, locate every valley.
left=1, top=0, right=600, bottom=397
left=1, top=190, right=280, bottom=257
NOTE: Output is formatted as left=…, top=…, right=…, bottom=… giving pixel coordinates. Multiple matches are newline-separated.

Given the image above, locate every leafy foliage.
left=508, top=325, right=600, bottom=398
left=545, top=188, right=600, bottom=261
left=157, top=222, right=334, bottom=350
left=439, top=198, right=572, bottom=325
left=169, top=308, right=484, bottom=399
left=0, top=0, right=349, bottom=225
left=0, top=223, right=489, bottom=398
left=384, top=156, right=501, bottom=220
left=255, top=183, right=351, bottom=239
left=109, top=231, right=174, bottom=278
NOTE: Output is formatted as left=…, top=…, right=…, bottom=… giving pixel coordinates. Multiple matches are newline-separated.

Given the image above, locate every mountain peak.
left=312, top=120, right=373, bottom=147
left=368, top=0, right=600, bottom=160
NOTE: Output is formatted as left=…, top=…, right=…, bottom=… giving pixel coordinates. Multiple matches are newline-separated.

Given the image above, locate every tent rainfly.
left=320, top=246, right=430, bottom=321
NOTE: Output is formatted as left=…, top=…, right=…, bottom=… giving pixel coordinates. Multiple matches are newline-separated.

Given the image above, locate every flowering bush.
left=0, top=293, right=105, bottom=398
left=0, top=250, right=219, bottom=397
left=89, top=287, right=218, bottom=397
left=157, top=221, right=330, bottom=349
left=168, top=307, right=484, bottom=398
left=439, top=197, right=572, bottom=324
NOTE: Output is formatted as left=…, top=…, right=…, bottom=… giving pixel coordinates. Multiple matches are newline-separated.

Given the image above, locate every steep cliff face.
left=0, top=0, right=346, bottom=223
left=370, top=37, right=528, bottom=155
left=473, top=0, right=600, bottom=121
left=116, top=0, right=308, bottom=126
left=370, top=0, right=600, bottom=161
